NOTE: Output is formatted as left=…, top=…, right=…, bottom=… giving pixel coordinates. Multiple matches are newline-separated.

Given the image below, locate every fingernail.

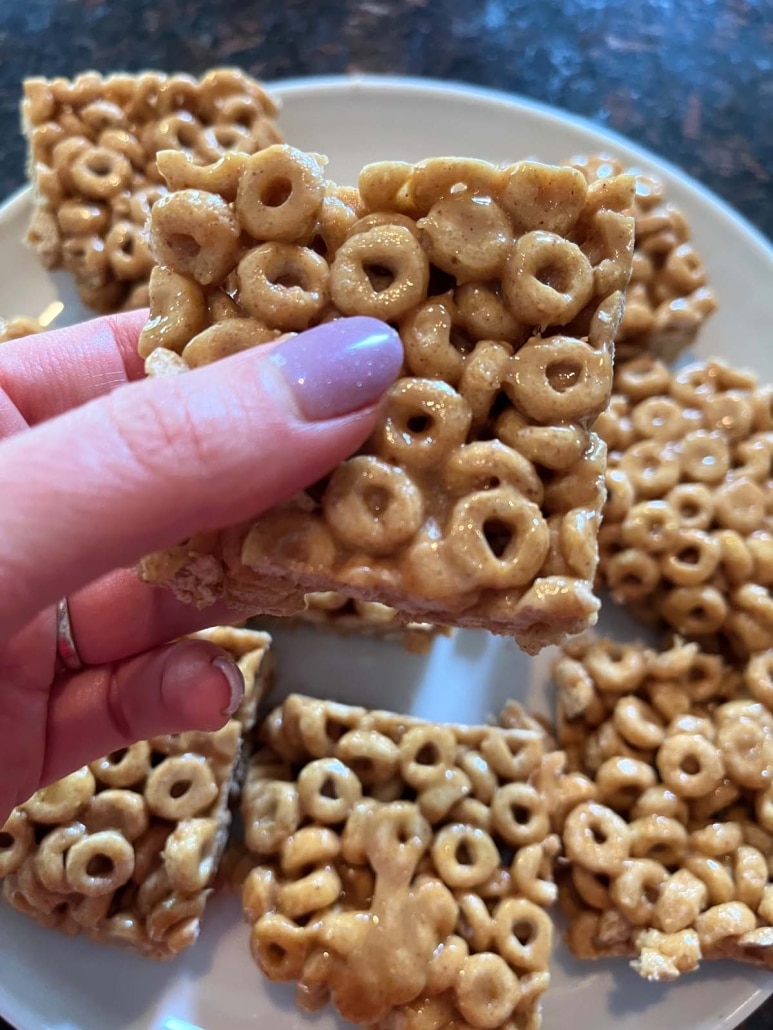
left=269, top=316, right=403, bottom=421
left=212, top=655, right=245, bottom=717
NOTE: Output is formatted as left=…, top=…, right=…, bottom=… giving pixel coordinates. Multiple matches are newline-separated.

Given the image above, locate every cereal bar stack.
left=596, top=356, right=773, bottom=657
left=241, top=695, right=562, bottom=1029
left=22, top=71, right=281, bottom=312
left=0, top=628, right=272, bottom=958
left=554, top=636, right=773, bottom=979
left=137, top=144, right=637, bottom=654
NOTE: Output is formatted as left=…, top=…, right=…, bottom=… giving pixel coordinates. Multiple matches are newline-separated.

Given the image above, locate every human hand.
left=0, top=310, right=402, bottom=824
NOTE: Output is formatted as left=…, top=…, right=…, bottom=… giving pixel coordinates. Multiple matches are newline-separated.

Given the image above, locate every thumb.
left=0, top=316, right=403, bottom=637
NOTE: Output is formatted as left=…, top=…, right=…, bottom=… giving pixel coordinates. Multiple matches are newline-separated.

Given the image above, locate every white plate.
left=0, top=76, right=770, bottom=1030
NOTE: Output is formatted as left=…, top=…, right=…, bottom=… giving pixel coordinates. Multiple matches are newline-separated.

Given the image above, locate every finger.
left=0, top=317, right=402, bottom=638
left=0, top=310, right=147, bottom=425
left=69, top=568, right=253, bottom=664
left=39, top=638, right=245, bottom=788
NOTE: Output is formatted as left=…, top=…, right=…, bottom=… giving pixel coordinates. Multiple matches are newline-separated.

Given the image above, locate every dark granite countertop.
left=0, top=1, right=771, bottom=1028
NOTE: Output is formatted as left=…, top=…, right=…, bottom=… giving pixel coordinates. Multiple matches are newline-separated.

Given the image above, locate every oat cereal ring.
left=491, top=783, right=550, bottom=847
left=454, top=281, right=525, bottom=345
left=70, top=145, right=132, bottom=199
left=90, top=742, right=151, bottom=787
left=454, top=951, right=521, bottom=1028
left=604, top=470, right=636, bottom=522
left=151, top=189, right=241, bottom=286
left=357, top=161, right=414, bottom=213
left=419, top=191, right=513, bottom=281
left=145, top=753, right=219, bottom=820
left=618, top=440, right=681, bottom=498
left=234, top=145, right=325, bottom=242
left=138, top=266, right=208, bottom=358
left=104, top=220, right=153, bottom=279
left=656, top=733, right=724, bottom=798
left=631, top=396, right=693, bottom=442
left=368, top=801, right=432, bottom=873
left=431, top=824, right=500, bottom=888
left=563, top=801, right=630, bottom=874
left=629, top=785, right=688, bottom=822
left=716, top=714, right=773, bottom=790
left=281, top=826, right=341, bottom=875
left=661, top=585, right=728, bottom=636
left=331, top=224, right=430, bottom=321
left=501, top=161, right=587, bottom=235
left=297, top=757, right=362, bottom=824
left=278, top=866, right=343, bottom=921
left=400, top=296, right=465, bottom=385
left=614, top=355, right=673, bottom=401
left=334, top=729, right=400, bottom=785
left=745, top=651, right=773, bottom=708
left=251, top=912, right=311, bottom=981
left=492, top=896, right=554, bottom=972
left=445, top=486, right=550, bottom=589
left=679, top=430, right=731, bottom=484
left=65, top=829, right=135, bottom=896
left=398, top=725, right=457, bottom=789
left=237, top=243, right=330, bottom=330
left=458, top=340, right=515, bottom=428
left=571, top=865, right=611, bottom=910
left=694, top=901, right=757, bottom=950
left=690, top=821, right=743, bottom=857
left=444, top=441, right=543, bottom=505
left=506, top=338, right=612, bottom=425
left=714, top=477, right=767, bottom=535
left=408, top=157, right=505, bottom=212
left=182, top=318, right=277, bottom=368
left=244, top=780, right=301, bottom=854
left=621, top=500, right=680, bottom=555
left=612, top=697, right=664, bottom=750
left=0, top=811, right=34, bottom=878
left=628, top=815, right=688, bottom=866
left=611, top=859, right=669, bottom=925
left=584, top=641, right=647, bottom=694
left=323, top=455, right=424, bottom=556
left=503, top=231, right=594, bottom=326
left=595, top=757, right=657, bottom=810
left=157, top=148, right=248, bottom=200
left=83, top=789, right=148, bottom=841
left=661, top=529, right=722, bottom=587
left=665, top=483, right=715, bottom=530
left=377, top=378, right=472, bottom=470
left=22, top=767, right=95, bottom=823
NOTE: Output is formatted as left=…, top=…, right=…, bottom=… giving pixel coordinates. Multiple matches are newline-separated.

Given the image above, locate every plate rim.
left=0, top=73, right=770, bottom=1030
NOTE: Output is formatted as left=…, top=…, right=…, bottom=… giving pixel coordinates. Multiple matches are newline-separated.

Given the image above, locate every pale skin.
left=0, top=310, right=402, bottom=825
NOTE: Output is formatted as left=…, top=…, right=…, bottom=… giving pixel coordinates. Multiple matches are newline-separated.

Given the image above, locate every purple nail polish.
left=212, top=655, right=245, bottom=717
left=269, top=316, right=403, bottom=421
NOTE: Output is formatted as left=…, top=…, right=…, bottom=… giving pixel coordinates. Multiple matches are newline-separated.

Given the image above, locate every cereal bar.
left=569, top=154, right=716, bottom=363
left=0, top=315, right=42, bottom=342
left=137, top=144, right=637, bottom=654
left=0, top=627, right=273, bottom=959
left=597, top=356, right=773, bottom=657
left=553, top=635, right=773, bottom=979
left=241, top=694, right=561, bottom=1029
left=22, top=70, right=281, bottom=312
left=290, top=591, right=442, bottom=653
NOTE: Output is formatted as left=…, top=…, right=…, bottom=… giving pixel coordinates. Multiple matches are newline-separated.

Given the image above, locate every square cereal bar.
left=596, top=355, right=773, bottom=657
left=0, top=627, right=272, bottom=959
left=241, top=694, right=562, bottom=1029
left=22, top=70, right=281, bottom=312
left=137, top=144, right=636, bottom=654
left=553, top=635, right=773, bottom=979
left=568, top=155, right=716, bottom=363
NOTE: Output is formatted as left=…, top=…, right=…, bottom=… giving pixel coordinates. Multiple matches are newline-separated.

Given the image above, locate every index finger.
left=0, top=310, right=147, bottom=426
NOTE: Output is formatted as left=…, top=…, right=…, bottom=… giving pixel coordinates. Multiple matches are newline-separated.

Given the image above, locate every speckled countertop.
left=0, top=1, right=771, bottom=1028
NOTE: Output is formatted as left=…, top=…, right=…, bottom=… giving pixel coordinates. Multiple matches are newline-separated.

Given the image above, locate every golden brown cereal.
left=241, top=694, right=562, bottom=1029
left=568, top=153, right=716, bottom=362
left=138, top=145, right=637, bottom=654
left=554, top=636, right=773, bottom=979
left=0, top=316, right=43, bottom=343
left=598, top=355, right=773, bottom=657
left=22, top=70, right=282, bottom=312
left=0, top=627, right=272, bottom=959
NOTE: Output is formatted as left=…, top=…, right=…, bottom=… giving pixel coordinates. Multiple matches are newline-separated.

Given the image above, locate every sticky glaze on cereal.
left=0, top=628, right=272, bottom=959
left=291, top=592, right=444, bottom=654
left=241, top=694, right=563, bottom=1029
left=138, top=145, right=637, bottom=654
left=553, top=636, right=773, bottom=979
left=22, top=70, right=281, bottom=313
left=569, top=154, right=716, bottom=363
left=596, top=356, right=773, bottom=657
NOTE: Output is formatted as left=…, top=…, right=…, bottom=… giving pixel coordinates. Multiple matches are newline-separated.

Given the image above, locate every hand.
left=0, top=311, right=402, bottom=825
